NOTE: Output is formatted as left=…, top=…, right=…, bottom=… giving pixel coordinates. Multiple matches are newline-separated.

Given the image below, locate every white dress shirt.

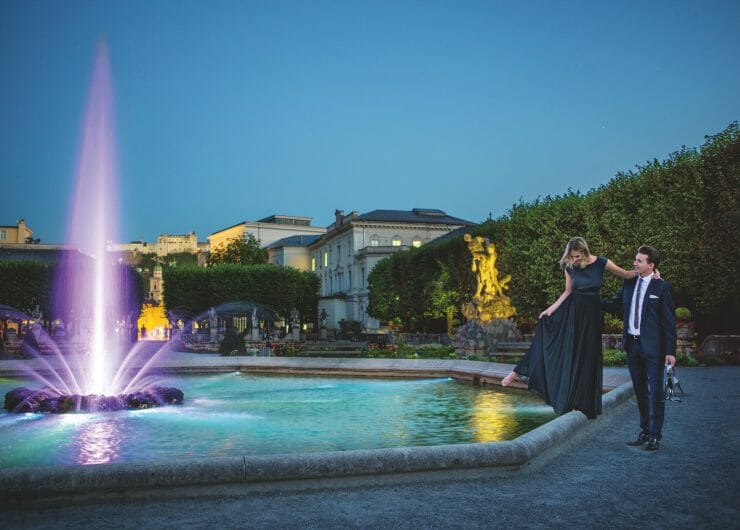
left=628, top=275, right=652, bottom=335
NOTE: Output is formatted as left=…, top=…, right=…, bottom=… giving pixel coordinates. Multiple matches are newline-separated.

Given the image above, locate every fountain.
left=4, top=43, right=183, bottom=414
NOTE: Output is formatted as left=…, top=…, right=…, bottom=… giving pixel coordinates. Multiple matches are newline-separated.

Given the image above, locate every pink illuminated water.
left=67, top=44, right=121, bottom=394
left=70, top=44, right=121, bottom=394
left=54, top=43, right=128, bottom=395
left=2, top=44, right=183, bottom=415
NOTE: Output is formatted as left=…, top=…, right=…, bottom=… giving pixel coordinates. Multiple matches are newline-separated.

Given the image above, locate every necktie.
left=633, top=279, right=642, bottom=330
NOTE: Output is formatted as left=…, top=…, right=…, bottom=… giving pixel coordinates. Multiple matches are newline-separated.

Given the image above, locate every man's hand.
left=665, top=355, right=677, bottom=367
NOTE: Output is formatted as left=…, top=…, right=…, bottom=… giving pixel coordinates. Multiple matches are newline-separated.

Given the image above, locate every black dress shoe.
left=645, top=437, right=660, bottom=451
left=626, top=433, right=650, bottom=446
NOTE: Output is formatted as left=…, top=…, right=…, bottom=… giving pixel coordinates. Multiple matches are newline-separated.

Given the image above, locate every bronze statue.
left=462, top=234, right=515, bottom=321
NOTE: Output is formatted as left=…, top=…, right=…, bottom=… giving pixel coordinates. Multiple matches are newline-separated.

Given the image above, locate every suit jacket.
left=602, top=277, right=677, bottom=357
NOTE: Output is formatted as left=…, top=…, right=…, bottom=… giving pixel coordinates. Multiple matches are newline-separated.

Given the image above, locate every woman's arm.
left=539, top=271, right=572, bottom=318
left=605, top=259, right=638, bottom=280
left=605, top=258, right=661, bottom=279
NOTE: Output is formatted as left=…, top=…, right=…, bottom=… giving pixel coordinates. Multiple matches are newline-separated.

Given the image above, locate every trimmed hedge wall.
left=164, top=264, right=320, bottom=325
left=368, top=122, right=740, bottom=336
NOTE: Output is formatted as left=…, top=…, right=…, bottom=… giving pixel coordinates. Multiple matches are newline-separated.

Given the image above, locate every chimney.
left=17, top=219, right=26, bottom=244
left=334, top=209, right=345, bottom=226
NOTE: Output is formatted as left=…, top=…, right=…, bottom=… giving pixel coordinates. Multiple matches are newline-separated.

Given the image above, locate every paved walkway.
left=1, top=364, right=737, bottom=528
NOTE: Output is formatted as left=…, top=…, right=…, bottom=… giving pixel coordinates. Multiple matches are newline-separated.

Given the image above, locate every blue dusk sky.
left=1, top=0, right=738, bottom=244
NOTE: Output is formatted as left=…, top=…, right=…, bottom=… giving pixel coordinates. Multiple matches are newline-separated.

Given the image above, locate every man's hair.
left=638, top=245, right=661, bottom=268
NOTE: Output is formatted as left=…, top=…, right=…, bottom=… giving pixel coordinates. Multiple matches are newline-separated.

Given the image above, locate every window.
left=0, top=229, right=6, bottom=241
left=412, top=237, right=422, bottom=248
left=392, top=236, right=402, bottom=247
left=337, top=244, right=341, bottom=265
left=370, top=235, right=379, bottom=247
left=311, top=257, right=316, bottom=272
left=323, top=252, right=328, bottom=267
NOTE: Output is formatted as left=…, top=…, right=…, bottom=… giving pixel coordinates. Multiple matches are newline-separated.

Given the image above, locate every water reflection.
left=74, top=417, right=121, bottom=465
left=470, top=391, right=519, bottom=442
left=470, top=390, right=555, bottom=442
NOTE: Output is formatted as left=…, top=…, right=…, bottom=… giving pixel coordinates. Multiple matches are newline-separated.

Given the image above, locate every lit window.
left=323, top=252, right=328, bottom=267
left=412, top=238, right=422, bottom=248
left=0, top=229, right=6, bottom=241
left=392, top=236, right=402, bottom=247
left=311, top=257, right=316, bottom=272
left=370, top=235, right=379, bottom=247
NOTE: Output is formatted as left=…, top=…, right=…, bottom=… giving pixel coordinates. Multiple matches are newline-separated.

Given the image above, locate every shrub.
left=603, top=314, right=623, bottom=333
left=219, top=327, right=246, bottom=355
left=677, top=353, right=700, bottom=367
left=281, top=342, right=304, bottom=356
left=603, top=348, right=627, bottom=366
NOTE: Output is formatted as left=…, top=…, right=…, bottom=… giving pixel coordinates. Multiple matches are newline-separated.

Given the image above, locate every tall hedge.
left=367, top=122, right=740, bottom=336
left=0, top=261, right=54, bottom=316
left=164, top=264, right=320, bottom=325
left=0, top=260, right=144, bottom=324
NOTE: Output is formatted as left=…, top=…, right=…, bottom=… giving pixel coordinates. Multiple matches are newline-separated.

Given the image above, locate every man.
left=603, top=245, right=677, bottom=451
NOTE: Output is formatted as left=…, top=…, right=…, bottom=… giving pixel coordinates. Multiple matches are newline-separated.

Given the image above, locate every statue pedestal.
left=291, top=328, right=301, bottom=341
left=252, top=329, right=261, bottom=341
left=455, top=318, right=521, bottom=358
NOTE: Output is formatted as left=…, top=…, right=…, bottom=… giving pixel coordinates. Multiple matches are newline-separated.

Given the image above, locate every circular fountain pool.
left=0, top=373, right=555, bottom=468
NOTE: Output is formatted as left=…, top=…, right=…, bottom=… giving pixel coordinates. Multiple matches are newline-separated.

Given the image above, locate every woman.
left=501, top=237, right=644, bottom=419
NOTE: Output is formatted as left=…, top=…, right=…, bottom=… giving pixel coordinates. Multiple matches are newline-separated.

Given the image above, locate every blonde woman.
left=501, top=237, right=644, bottom=419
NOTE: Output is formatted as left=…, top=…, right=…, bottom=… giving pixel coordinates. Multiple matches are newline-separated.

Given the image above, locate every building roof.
left=0, top=246, right=90, bottom=264
left=257, top=214, right=313, bottom=226
left=264, top=234, right=322, bottom=249
left=356, top=208, right=476, bottom=226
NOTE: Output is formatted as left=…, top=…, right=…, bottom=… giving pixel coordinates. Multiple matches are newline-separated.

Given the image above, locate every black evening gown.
left=515, top=256, right=606, bottom=419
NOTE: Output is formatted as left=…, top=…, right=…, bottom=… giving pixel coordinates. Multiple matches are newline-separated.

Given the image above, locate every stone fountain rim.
left=0, top=357, right=634, bottom=500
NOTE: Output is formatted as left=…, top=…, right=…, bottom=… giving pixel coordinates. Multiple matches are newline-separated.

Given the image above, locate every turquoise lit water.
left=0, top=373, right=556, bottom=468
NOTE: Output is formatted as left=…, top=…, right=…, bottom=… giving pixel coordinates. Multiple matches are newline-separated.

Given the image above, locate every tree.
left=207, top=234, right=267, bottom=266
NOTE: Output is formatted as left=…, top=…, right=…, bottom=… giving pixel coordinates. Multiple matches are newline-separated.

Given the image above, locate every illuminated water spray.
left=65, top=43, right=121, bottom=394
left=4, top=43, right=183, bottom=413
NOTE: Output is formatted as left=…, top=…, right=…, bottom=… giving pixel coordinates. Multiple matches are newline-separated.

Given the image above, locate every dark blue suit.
left=603, top=277, right=676, bottom=439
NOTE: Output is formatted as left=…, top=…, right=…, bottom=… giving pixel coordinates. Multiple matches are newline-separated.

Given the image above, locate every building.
left=108, top=232, right=201, bottom=257
left=154, top=232, right=198, bottom=256
left=208, top=215, right=326, bottom=254
left=0, top=219, right=34, bottom=244
left=308, top=208, right=476, bottom=331
left=265, top=235, right=322, bottom=270
left=149, top=264, right=163, bottom=303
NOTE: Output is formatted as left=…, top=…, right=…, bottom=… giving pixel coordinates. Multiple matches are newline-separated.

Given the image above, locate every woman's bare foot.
left=501, top=371, right=517, bottom=387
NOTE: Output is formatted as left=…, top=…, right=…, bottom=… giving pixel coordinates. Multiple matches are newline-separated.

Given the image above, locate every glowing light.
left=62, top=42, right=122, bottom=395
left=76, top=418, right=121, bottom=465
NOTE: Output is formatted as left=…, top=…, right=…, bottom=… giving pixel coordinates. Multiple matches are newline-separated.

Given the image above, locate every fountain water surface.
left=4, top=43, right=183, bottom=413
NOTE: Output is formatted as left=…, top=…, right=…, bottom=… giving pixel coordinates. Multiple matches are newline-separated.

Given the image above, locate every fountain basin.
left=0, top=356, right=634, bottom=500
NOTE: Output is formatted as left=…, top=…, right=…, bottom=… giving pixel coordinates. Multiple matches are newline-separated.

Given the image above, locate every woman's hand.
left=539, top=308, right=553, bottom=319
left=652, top=269, right=661, bottom=279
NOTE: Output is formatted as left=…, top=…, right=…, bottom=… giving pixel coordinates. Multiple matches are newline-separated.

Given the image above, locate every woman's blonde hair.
left=559, top=237, right=591, bottom=268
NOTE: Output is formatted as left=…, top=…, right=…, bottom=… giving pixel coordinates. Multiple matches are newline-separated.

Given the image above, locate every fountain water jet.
left=4, top=42, right=183, bottom=413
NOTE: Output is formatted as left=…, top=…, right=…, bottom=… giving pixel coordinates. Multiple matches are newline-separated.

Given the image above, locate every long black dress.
left=515, top=256, right=606, bottom=419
